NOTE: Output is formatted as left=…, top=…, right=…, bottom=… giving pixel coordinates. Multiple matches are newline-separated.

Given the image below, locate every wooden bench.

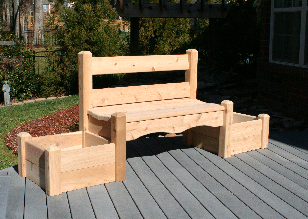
left=78, top=49, right=244, bottom=182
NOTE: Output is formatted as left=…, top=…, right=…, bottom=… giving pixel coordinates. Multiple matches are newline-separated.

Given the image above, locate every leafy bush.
left=0, top=33, right=40, bottom=101
left=44, top=0, right=128, bottom=95
left=139, top=17, right=192, bottom=55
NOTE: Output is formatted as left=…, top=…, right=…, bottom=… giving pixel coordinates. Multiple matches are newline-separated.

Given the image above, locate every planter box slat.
left=61, top=143, right=115, bottom=172
left=25, top=141, right=45, bottom=167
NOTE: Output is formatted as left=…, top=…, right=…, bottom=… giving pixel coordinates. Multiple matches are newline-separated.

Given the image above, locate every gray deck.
left=1, top=130, right=308, bottom=219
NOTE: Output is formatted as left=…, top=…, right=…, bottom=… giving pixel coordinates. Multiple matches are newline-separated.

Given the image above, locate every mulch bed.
left=4, top=105, right=79, bottom=155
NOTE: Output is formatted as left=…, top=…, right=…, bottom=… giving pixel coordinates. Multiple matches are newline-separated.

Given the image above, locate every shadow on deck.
left=1, top=131, right=308, bottom=219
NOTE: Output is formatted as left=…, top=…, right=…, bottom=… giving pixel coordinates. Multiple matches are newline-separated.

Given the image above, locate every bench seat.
left=88, top=99, right=224, bottom=122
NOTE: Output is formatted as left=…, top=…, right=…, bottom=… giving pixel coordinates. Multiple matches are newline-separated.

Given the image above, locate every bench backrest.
left=78, top=49, right=198, bottom=131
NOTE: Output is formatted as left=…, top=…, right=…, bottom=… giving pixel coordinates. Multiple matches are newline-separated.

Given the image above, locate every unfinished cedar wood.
left=18, top=131, right=116, bottom=196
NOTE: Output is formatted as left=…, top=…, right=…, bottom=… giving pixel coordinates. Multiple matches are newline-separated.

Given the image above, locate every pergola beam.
left=116, top=2, right=231, bottom=18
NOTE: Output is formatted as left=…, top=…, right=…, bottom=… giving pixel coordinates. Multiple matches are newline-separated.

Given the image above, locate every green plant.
left=139, top=17, right=192, bottom=55
left=0, top=33, right=40, bottom=100
left=44, top=0, right=128, bottom=95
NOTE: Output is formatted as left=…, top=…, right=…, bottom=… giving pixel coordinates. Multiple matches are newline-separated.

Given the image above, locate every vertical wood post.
left=18, top=132, right=32, bottom=177
left=78, top=51, right=93, bottom=147
left=130, top=17, right=140, bottom=55
left=218, top=100, right=233, bottom=158
left=111, top=112, right=127, bottom=182
left=183, top=129, right=193, bottom=147
left=183, top=49, right=198, bottom=146
left=45, top=145, right=61, bottom=196
left=258, top=114, right=270, bottom=149
left=185, top=49, right=198, bottom=99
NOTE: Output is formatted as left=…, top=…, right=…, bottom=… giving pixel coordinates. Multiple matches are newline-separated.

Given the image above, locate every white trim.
left=270, top=0, right=308, bottom=67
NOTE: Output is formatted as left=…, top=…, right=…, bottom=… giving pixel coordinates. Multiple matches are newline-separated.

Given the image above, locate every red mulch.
left=4, top=105, right=79, bottom=155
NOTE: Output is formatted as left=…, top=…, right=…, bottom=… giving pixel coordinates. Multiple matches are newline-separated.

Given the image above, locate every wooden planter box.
left=18, top=131, right=116, bottom=196
left=190, top=113, right=270, bottom=156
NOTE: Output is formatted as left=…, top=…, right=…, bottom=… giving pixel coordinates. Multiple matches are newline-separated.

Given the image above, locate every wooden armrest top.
left=88, top=99, right=224, bottom=122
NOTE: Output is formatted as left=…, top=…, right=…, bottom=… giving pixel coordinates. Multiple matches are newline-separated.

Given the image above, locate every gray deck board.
left=168, top=137, right=284, bottom=219
left=248, top=150, right=308, bottom=190
left=0, top=176, right=10, bottom=219
left=123, top=163, right=167, bottom=219
left=152, top=138, right=236, bottom=218
left=257, top=148, right=308, bottom=179
left=196, top=147, right=307, bottom=218
left=67, top=188, right=96, bottom=219
left=105, top=181, right=143, bottom=219
left=230, top=154, right=308, bottom=217
left=47, top=192, right=71, bottom=219
left=130, top=139, right=214, bottom=219
left=1, top=130, right=308, bottom=219
left=87, top=184, right=119, bottom=219
left=127, top=143, right=190, bottom=219
left=2, top=167, right=25, bottom=219
left=24, top=178, right=47, bottom=219
left=268, top=142, right=308, bottom=170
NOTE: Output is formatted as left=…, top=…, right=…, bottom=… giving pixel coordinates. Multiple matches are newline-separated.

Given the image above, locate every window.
left=270, top=0, right=308, bottom=67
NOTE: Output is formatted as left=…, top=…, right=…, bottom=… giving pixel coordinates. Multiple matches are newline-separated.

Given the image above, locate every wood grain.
left=92, top=82, right=190, bottom=107
left=91, top=54, right=189, bottom=75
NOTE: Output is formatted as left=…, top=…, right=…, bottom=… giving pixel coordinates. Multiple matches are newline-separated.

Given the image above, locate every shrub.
left=0, top=33, right=40, bottom=101
left=44, top=0, right=128, bottom=95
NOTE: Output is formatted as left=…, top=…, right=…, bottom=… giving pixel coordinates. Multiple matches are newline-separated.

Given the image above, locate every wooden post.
left=130, top=17, right=140, bottom=55
left=78, top=51, right=93, bottom=147
left=17, top=132, right=32, bottom=177
left=183, top=49, right=198, bottom=146
left=111, top=112, right=127, bottom=182
left=45, top=145, right=61, bottom=196
left=258, top=114, right=270, bottom=149
left=183, top=129, right=193, bottom=147
left=185, top=49, right=198, bottom=99
left=218, top=100, right=233, bottom=158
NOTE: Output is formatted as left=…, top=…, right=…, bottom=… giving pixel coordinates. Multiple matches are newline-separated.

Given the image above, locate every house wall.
left=258, top=0, right=308, bottom=122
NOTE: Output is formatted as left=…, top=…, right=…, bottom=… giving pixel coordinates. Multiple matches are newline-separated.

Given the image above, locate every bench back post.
left=185, top=49, right=198, bottom=99
left=78, top=51, right=93, bottom=146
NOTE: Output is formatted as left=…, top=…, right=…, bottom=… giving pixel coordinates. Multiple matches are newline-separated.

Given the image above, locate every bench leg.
left=183, top=129, right=193, bottom=147
left=111, top=113, right=127, bottom=182
left=218, top=100, right=233, bottom=158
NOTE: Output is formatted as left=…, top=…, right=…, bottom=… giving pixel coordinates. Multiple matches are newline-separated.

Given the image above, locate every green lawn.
left=0, top=95, right=79, bottom=170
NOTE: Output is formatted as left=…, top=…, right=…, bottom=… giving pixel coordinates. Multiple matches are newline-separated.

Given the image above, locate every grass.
left=0, top=95, right=79, bottom=170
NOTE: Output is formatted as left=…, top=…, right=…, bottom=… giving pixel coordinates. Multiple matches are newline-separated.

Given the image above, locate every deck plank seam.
left=224, top=155, right=306, bottom=217
left=86, top=187, right=98, bottom=219
left=103, top=184, right=121, bottom=219
left=125, top=161, right=168, bottom=219
left=268, top=144, right=308, bottom=171
left=269, top=140, right=308, bottom=162
left=128, top=141, right=193, bottom=218
left=144, top=138, right=217, bottom=219
left=255, top=149, right=308, bottom=180
left=66, top=191, right=74, bottom=219
left=234, top=154, right=308, bottom=206
left=187, top=148, right=273, bottom=218
left=191, top=147, right=291, bottom=218
left=251, top=150, right=308, bottom=188
left=120, top=180, right=146, bottom=218
left=153, top=138, right=241, bottom=218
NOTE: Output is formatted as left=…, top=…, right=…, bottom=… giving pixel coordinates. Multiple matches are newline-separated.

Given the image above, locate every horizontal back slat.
left=92, top=82, right=190, bottom=107
left=92, top=54, right=189, bottom=75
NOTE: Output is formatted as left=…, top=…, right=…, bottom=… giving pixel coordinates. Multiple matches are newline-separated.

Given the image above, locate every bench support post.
left=185, top=49, right=198, bottom=99
left=111, top=113, right=127, bottom=182
left=78, top=51, right=93, bottom=147
left=18, top=132, right=32, bottom=177
left=218, top=100, right=233, bottom=158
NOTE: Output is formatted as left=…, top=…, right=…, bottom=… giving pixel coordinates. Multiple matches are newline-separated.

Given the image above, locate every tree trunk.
left=13, top=0, right=20, bottom=38
left=33, top=0, right=44, bottom=46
